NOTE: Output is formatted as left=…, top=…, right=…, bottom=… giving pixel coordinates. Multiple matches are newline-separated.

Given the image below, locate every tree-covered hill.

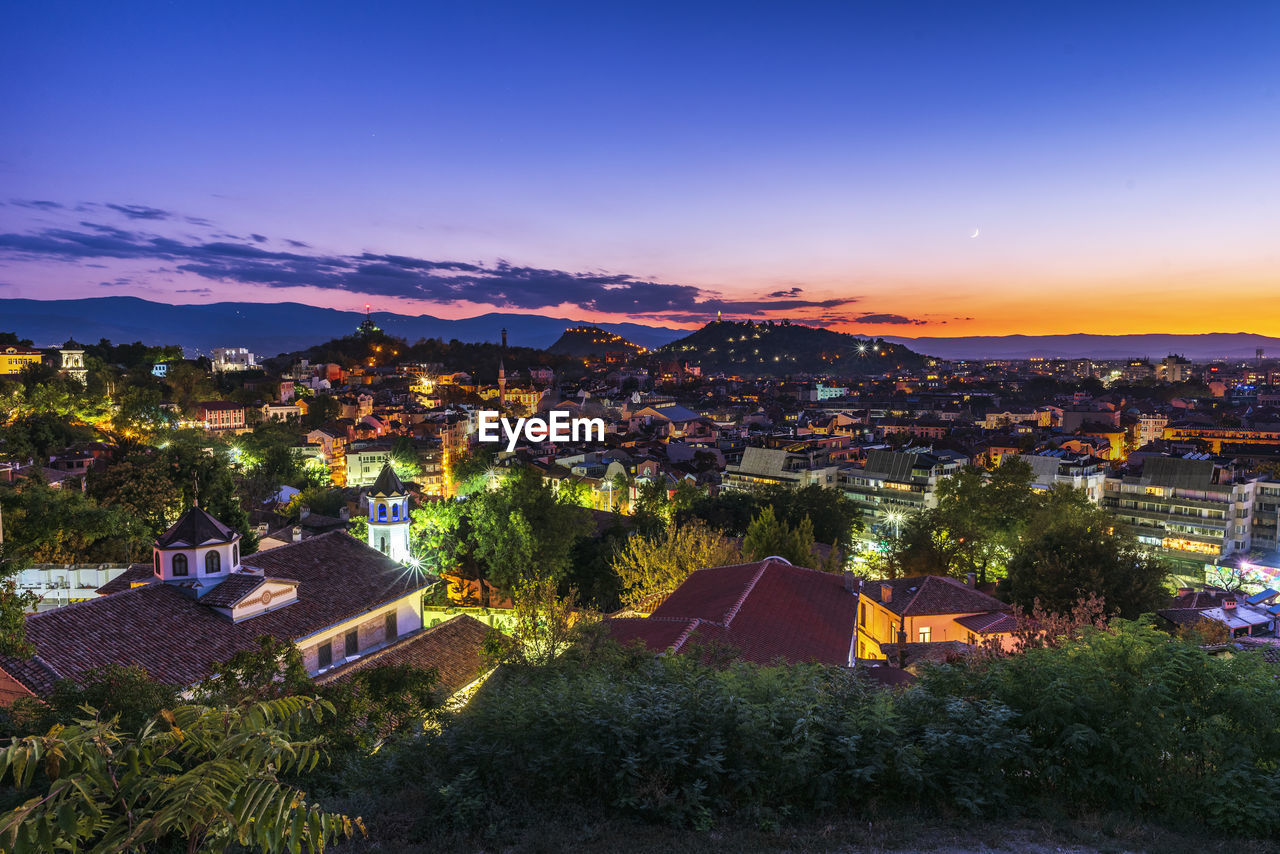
left=547, top=326, right=648, bottom=358
left=655, top=319, right=929, bottom=376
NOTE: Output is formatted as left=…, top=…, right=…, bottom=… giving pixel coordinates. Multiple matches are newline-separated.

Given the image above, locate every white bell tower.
left=367, top=463, right=411, bottom=563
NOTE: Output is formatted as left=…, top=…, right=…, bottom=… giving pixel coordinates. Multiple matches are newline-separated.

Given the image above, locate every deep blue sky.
left=2, top=1, right=1278, bottom=333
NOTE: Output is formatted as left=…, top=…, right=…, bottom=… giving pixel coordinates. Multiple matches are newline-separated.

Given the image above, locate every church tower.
left=59, top=338, right=87, bottom=385
left=498, top=327, right=507, bottom=408
left=367, top=463, right=411, bottom=563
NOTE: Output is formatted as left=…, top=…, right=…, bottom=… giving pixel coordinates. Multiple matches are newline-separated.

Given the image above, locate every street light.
left=884, top=511, right=904, bottom=539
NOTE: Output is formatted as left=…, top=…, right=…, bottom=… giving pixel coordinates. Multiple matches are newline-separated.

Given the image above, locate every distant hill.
left=0, top=297, right=684, bottom=356
left=657, top=320, right=927, bottom=376
left=881, top=332, right=1280, bottom=361
left=547, top=326, right=648, bottom=357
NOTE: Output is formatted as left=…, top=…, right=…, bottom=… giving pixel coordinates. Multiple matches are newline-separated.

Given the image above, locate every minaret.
left=498, top=328, right=507, bottom=408
left=367, top=463, right=411, bottom=563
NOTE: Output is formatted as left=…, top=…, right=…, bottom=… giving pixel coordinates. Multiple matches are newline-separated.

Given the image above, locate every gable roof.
left=606, top=559, right=859, bottom=666
left=368, top=463, right=406, bottom=497
left=156, top=505, right=239, bottom=548
left=2, top=532, right=428, bottom=695
left=860, top=575, right=1009, bottom=618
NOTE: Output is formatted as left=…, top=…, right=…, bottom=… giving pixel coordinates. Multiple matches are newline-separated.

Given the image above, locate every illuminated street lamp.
left=884, top=511, right=904, bottom=539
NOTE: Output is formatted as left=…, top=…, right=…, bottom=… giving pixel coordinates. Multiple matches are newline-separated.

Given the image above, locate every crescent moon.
left=970, top=228, right=980, bottom=239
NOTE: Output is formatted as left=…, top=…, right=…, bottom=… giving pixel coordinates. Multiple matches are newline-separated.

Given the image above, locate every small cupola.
left=152, top=504, right=242, bottom=592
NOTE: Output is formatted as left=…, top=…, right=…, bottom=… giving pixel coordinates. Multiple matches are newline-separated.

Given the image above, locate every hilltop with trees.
left=654, top=319, right=929, bottom=376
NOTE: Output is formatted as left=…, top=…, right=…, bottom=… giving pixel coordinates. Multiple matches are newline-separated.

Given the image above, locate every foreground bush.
left=362, top=622, right=1280, bottom=836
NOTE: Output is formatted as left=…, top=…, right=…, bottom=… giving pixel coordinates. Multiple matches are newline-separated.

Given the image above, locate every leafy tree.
left=196, top=636, right=315, bottom=707
left=887, top=460, right=1037, bottom=583
left=741, top=506, right=840, bottom=570
left=1004, top=488, right=1170, bottom=619
left=389, top=436, right=423, bottom=482
left=0, top=481, right=144, bottom=564
left=612, top=520, right=741, bottom=606
left=323, top=664, right=443, bottom=755
left=467, top=466, right=593, bottom=595
left=499, top=578, right=587, bottom=666
left=3, top=665, right=181, bottom=738
left=0, top=697, right=361, bottom=853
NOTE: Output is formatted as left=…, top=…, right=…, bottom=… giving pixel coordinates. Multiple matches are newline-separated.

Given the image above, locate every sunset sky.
left=2, top=1, right=1278, bottom=336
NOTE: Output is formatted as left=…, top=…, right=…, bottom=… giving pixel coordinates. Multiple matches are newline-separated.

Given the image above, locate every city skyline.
left=2, top=1, right=1278, bottom=336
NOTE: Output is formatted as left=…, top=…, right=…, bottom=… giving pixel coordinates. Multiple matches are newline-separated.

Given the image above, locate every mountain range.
left=0, top=297, right=685, bottom=356
left=881, top=332, right=1280, bottom=361
left=3, top=297, right=1278, bottom=362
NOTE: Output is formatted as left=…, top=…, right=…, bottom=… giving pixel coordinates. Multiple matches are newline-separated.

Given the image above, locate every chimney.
left=843, top=569, right=857, bottom=593
left=1176, top=587, right=1193, bottom=597
left=255, top=522, right=268, bottom=537
left=1223, top=598, right=1237, bottom=611
left=881, top=583, right=893, bottom=604
left=339, top=506, right=350, bottom=521
left=292, top=526, right=302, bottom=543
left=966, top=572, right=976, bottom=588
left=299, top=505, right=310, bottom=520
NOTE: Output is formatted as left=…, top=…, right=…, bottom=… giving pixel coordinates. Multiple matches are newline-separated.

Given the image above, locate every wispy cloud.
left=0, top=206, right=860, bottom=322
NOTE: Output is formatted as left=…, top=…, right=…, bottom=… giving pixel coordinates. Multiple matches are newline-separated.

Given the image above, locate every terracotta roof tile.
left=861, top=575, right=1009, bottom=618
left=317, top=614, right=493, bottom=695
left=1, top=532, right=429, bottom=695
left=607, top=559, right=859, bottom=666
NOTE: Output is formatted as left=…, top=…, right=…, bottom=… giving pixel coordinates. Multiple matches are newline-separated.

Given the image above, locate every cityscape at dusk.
left=3, top=3, right=1280, bottom=853
left=3, top=2, right=1279, bottom=335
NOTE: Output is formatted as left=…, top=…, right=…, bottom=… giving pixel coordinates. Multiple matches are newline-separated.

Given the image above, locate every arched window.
left=172, top=554, right=188, bottom=577
left=391, top=504, right=399, bottom=521
left=205, top=550, right=221, bottom=574
left=379, top=536, right=387, bottom=554
left=153, top=552, right=160, bottom=575
left=233, top=544, right=239, bottom=566
left=378, top=504, right=387, bottom=522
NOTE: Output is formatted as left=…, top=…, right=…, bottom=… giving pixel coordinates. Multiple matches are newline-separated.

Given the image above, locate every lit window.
left=918, top=626, right=932, bottom=643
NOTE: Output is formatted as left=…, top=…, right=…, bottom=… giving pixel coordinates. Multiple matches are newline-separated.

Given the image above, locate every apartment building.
left=1010, top=450, right=1107, bottom=502
left=840, top=447, right=968, bottom=541
left=1102, top=456, right=1259, bottom=574
left=722, top=445, right=842, bottom=491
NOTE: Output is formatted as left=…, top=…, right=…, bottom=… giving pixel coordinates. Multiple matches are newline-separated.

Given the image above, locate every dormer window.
left=173, top=554, right=189, bottom=577
left=205, top=551, right=221, bottom=574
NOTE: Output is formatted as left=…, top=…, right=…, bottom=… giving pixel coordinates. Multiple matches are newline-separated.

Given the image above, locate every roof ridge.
left=720, top=560, right=771, bottom=628
left=668, top=617, right=704, bottom=654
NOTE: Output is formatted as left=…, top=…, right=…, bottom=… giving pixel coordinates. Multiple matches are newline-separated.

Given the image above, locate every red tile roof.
left=860, top=575, right=1009, bottom=618
left=606, top=559, right=859, bottom=666
left=1, top=532, right=430, bottom=696
left=954, top=611, right=1018, bottom=635
left=96, top=563, right=154, bottom=595
left=317, top=614, right=494, bottom=695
